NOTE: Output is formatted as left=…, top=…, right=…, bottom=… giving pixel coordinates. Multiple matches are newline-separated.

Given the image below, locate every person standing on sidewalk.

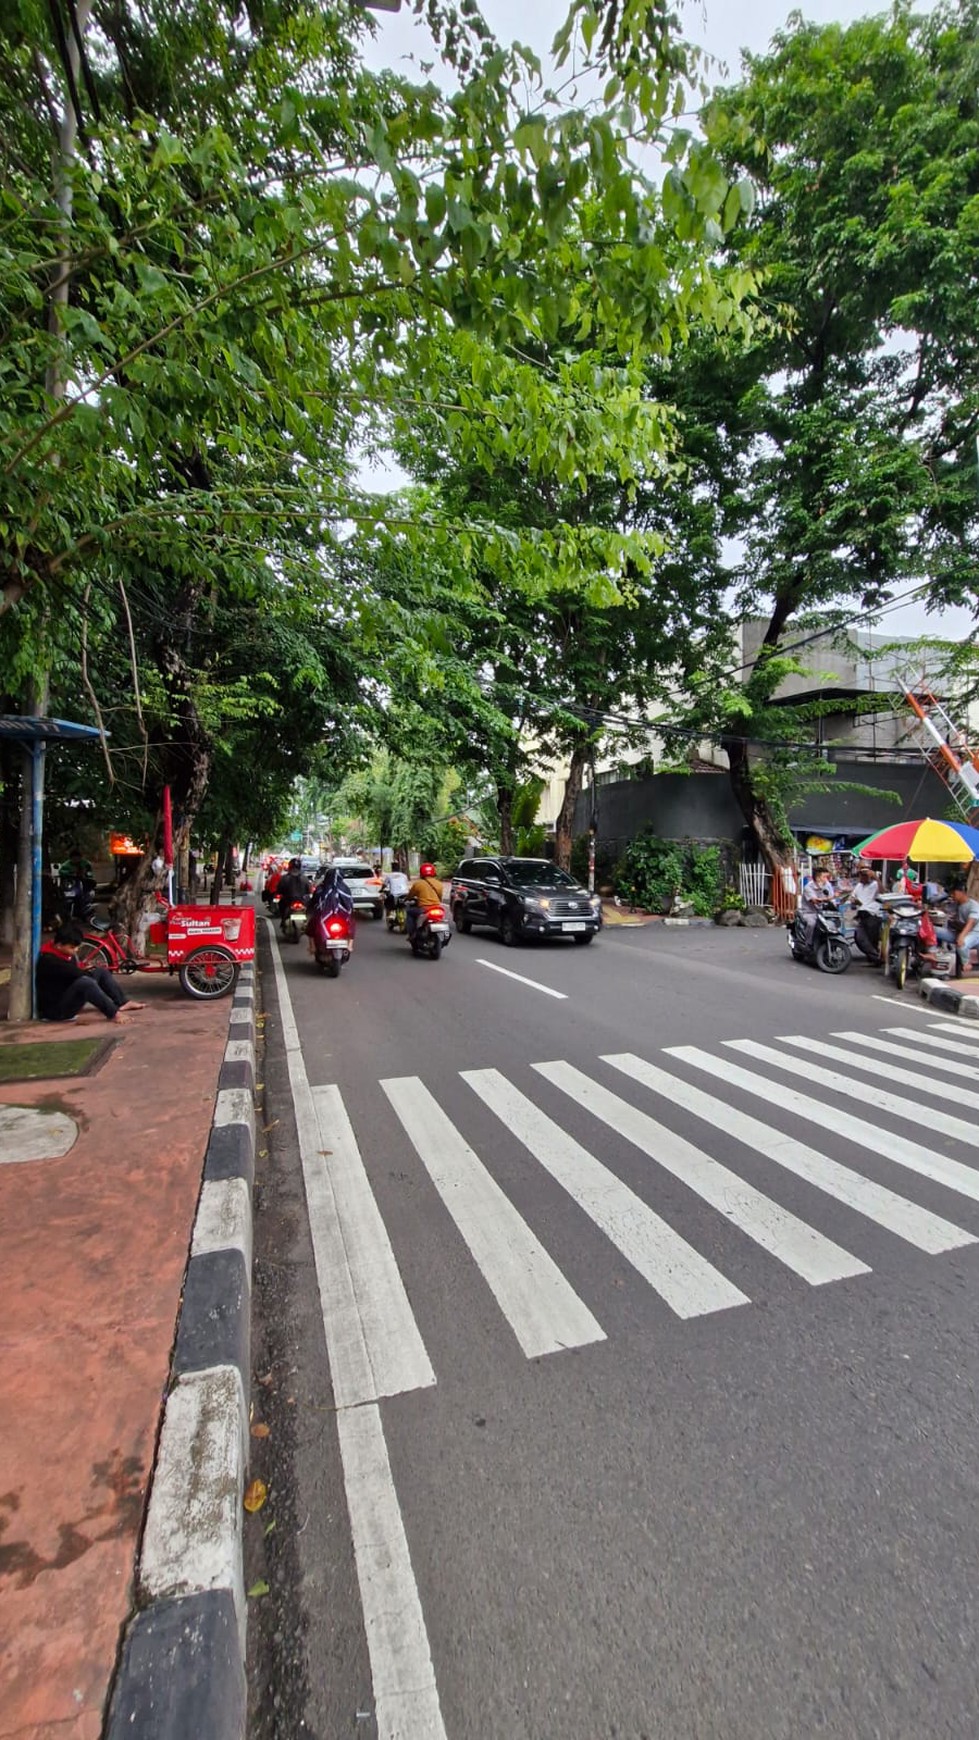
left=36, top=922, right=146, bottom=1022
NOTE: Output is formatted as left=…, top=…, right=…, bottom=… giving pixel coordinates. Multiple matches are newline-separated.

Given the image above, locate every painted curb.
left=919, top=976, right=979, bottom=1021
left=105, top=962, right=256, bottom=1740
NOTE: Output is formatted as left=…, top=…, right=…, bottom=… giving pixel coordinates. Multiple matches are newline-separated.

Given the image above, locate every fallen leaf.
left=251, top=1421, right=271, bottom=1439
left=262, top=1120, right=279, bottom=1133
left=257, top=1371, right=274, bottom=1387
left=244, top=1478, right=267, bottom=1513
left=264, top=1519, right=277, bottom=1537
left=255, top=1082, right=264, bottom=1090
left=247, top=1579, right=270, bottom=1598
left=318, top=1149, right=333, bottom=1157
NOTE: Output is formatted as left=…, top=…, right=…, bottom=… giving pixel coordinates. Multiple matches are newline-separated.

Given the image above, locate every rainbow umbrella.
left=856, top=817, right=979, bottom=863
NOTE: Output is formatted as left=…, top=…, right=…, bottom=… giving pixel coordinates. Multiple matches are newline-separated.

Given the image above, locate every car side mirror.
left=484, top=874, right=501, bottom=887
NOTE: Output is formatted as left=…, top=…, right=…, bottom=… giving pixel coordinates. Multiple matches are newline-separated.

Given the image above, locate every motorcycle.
left=410, top=903, right=451, bottom=961
left=280, top=898, right=308, bottom=945
left=386, top=894, right=408, bottom=934
left=309, top=908, right=354, bottom=978
left=787, top=900, right=850, bottom=974
left=882, top=898, right=955, bottom=989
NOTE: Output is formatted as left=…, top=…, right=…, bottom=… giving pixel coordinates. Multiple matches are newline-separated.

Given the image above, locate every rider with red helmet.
left=406, top=862, right=443, bottom=941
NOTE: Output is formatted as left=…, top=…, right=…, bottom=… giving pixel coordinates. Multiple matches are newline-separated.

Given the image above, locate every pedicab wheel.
left=179, top=945, right=239, bottom=999
left=76, top=939, right=111, bottom=972
left=815, top=936, right=850, bottom=975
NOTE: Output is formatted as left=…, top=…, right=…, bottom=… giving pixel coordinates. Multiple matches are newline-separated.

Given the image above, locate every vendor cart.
left=75, top=903, right=255, bottom=999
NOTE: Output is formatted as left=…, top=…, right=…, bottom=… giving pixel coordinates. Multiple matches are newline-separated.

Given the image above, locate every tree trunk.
left=554, top=740, right=590, bottom=871
left=497, top=785, right=514, bottom=855
left=724, top=736, right=793, bottom=875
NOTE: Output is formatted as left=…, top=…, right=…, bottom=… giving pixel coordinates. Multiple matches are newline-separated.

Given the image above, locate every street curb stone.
left=105, top=962, right=256, bottom=1740
left=919, top=976, right=979, bottom=1020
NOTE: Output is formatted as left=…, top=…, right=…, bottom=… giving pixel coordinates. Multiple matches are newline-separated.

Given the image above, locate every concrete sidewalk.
left=0, top=964, right=250, bottom=1739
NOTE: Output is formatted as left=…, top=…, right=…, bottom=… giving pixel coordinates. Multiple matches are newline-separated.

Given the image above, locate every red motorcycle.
left=310, top=908, right=355, bottom=978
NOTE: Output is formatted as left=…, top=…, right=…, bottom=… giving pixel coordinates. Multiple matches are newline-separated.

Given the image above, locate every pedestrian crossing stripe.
left=291, top=1025, right=979, bottom=1395
left=833, top=1029, right=979, bottom=1082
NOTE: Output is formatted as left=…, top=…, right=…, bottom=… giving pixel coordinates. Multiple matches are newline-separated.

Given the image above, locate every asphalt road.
left=246, top=912, right=979, bottom=1740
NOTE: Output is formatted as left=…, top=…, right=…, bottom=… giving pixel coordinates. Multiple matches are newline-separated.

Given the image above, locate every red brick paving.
left=0, top=969, right=233, bottom=1739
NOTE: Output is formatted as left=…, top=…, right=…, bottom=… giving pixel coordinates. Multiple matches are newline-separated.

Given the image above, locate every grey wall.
left=575, top=759, right=951, bottom=849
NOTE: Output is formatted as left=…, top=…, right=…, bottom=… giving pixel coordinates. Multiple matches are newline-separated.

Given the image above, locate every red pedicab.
left=75, top=901, right=255, bottom=1000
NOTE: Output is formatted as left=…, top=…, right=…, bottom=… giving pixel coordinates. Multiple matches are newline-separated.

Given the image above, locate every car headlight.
left=589, top=894, right=602, bottom=907
left=524, top=897, right=550, bottom=911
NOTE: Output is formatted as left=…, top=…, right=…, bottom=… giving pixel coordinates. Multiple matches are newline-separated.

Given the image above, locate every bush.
left=613, top=833, right=725, bottom=915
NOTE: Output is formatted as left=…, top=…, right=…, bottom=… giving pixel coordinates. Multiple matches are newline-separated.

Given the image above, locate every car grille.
left=548, top=898, right=591, bottom=916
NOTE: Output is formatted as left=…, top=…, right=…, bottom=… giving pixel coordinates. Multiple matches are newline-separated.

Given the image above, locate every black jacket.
left=36, top=948, right=84, bottom=1019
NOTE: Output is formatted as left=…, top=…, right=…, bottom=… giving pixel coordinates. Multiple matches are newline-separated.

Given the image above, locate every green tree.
left=689, top=0, right=979, bottom=867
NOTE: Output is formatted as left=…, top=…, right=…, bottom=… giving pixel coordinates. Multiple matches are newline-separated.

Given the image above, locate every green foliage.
left=614, top=833, right=724, bottom=914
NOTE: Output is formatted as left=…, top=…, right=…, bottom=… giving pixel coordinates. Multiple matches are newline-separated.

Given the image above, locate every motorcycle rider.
left=277, top=856, right=309, bottom=927
left=384, top=861, right=411, bottom=916
left=797, top=866, right=834, bottom=952
left=406, top=862, right=444, bottom=942
left=307, top=865, right=354, bottom=956
left=848, top=865, right=882, bottom=963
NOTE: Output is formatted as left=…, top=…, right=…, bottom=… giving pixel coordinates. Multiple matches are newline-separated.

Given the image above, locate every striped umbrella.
left=856, top=817, right=979, bottom=863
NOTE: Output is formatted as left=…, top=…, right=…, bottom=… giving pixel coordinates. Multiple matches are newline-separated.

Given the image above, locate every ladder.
left=898, top=677, right=979, bottom=821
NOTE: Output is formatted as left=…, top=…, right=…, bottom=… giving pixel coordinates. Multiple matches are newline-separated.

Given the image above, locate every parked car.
left=451, top=856, right=603, bottom=946
left=329, top=858, right=385, bottom=920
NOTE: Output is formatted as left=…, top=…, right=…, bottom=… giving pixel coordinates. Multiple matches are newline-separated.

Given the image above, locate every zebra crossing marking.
left=462, top=1068, right=748, bottom=1318
left=926, top=1022, right=979, bottom=1045
left=532, top=1062, right=869, bottom=1286
left=832, top=1029, right=979, bottom=1084
left=381, top=1075, right=606, bottom=1358
left=727, top=1039, right=979, bottom=1147
left=602, top=1053, right=973, bottom=1256
left=779, top=1034, right=979, bottom=1110
left=669, top=1045, right=979, bottom=1205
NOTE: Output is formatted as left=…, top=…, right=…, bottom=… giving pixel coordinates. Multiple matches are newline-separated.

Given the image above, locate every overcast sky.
left=360, top=0, right=971, bottom=641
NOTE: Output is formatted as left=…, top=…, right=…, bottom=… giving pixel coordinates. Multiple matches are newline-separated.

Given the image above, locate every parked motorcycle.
left=881, top=898, right=955, bottom=989
left=280, top=898, right=308, bottom=945
left=787, top=901, right=850, bottom=974
left=309, top=908, right=354, bottom=977
left=410, top=903, right=451, bottom=961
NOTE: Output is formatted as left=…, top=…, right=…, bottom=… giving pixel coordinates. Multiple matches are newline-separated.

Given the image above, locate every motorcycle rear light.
left=327, top=919, right=346, bottom=936
left=428, top=907, right=445, bottom=921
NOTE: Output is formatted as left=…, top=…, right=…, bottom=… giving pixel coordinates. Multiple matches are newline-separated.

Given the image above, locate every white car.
left=329, top=858, right=385, bottom=920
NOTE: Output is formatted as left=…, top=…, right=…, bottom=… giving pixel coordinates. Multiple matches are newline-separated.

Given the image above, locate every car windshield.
left=504, top=861, right=578, bottom=888
left=335, top=865, right=373, bottom=881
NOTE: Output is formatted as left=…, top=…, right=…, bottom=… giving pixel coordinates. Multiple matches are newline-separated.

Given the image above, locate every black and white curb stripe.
left=919, top=975, right=979, bottom=1021
left=106, top=964, right=256, bottom=1740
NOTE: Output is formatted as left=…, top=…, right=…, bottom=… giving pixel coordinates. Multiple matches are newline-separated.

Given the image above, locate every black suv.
left=451, top=857, right=602, bottom=946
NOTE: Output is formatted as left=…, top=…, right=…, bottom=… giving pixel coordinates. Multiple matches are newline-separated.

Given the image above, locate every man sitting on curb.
left=36, top=922, right=146, bottom=1023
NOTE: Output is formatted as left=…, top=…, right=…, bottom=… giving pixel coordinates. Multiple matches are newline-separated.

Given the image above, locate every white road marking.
left=925, top=1022, right=979, bottom=1044
left=603, top=1053, right=972, bottom=1256
left=777, top=1034, right=979, bottom=1111
left=474, top=958, right=568, bottom=999
left=533, top=1062, right=868, bottom=1287
left=833, top=1029, right=979, bottom=1083
left=670, top=1045, right=979, bottom=1205
left=338, top=1403, right=448, bottom=1740
left=381, top=1075, right=605, bottom=1357
left=312, top=1085, right=437, bottom=1406
left=266, top=923, right=447, bottom=1740
left=870, top=995, right=939, bottom=1015
left=727, top=1039, right=979, bottom=1148
left=462, top=1068, right=748, bottom=1318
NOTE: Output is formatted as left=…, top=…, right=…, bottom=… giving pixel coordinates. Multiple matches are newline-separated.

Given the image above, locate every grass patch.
left=0, top=1037, right=109, bottom=1083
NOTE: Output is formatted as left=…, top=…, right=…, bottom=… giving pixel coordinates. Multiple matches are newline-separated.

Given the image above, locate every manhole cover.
left=0, top=1105, right=78, bottom=1164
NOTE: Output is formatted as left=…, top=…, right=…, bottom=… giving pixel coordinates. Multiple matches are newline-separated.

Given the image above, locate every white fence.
left=739, top=863, right=770, bottom=907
